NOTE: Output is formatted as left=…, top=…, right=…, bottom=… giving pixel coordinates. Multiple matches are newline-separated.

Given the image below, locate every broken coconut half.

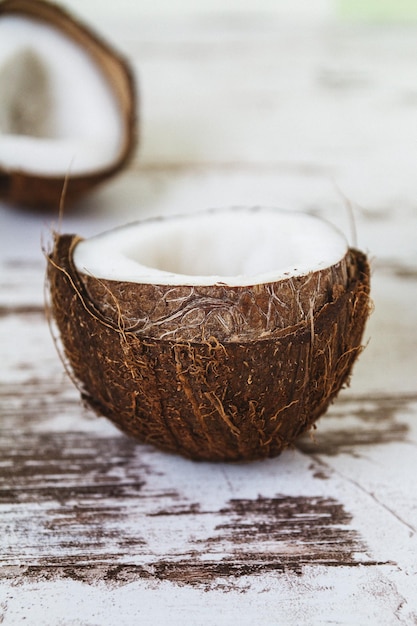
left=0, top=0, right=136, bottom=209
left=47, top=207, right=371, bottom=462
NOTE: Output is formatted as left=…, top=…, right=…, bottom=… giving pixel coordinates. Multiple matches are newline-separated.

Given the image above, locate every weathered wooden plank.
left=0, top=565, right=412, bottom=626
left=1, top=364, right=415, bottom=580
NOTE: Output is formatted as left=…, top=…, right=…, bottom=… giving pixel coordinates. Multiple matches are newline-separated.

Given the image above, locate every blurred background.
left=67, top=0, right=417, bottom=21
left=3, top=0, right=417, bottom=276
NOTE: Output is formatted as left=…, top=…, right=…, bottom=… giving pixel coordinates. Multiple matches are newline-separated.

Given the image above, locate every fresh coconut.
left=0, top=0, right=136, bottom=209
left=47, top=207, right=371, bottom=462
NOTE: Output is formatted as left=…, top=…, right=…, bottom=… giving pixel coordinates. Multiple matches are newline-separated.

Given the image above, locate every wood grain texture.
left=1, top=8, right=417, bottom=625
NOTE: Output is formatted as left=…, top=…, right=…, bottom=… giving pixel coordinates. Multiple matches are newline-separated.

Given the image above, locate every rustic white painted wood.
left=1, top=6, right=417, bottom=625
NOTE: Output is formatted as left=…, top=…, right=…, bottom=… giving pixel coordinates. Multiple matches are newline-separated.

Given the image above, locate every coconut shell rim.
left=48, top=231, right=371, bottom=346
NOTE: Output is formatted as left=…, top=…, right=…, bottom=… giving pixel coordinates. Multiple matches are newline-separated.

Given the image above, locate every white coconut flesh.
left=73, top=209, right=349, bottom=288
left=0, top=15, right=123, bottom=175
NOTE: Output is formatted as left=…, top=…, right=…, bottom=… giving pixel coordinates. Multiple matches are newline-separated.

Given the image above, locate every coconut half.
left=47, top=207, right=371, bottom=462
left=0, top=0, right=136, bottom=209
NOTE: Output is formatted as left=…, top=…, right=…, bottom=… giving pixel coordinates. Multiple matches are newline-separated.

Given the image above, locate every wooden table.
left=1, top=9, right=417, bottom=625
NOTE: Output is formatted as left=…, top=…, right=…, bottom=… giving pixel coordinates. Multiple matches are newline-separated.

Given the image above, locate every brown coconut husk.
left=47, top=233, right=371, bottom=462
left=80, top=256, right=353, bottom=342
left=0, top=0, right=137, bottom=210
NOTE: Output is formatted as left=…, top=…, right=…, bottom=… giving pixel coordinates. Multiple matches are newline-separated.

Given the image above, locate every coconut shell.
left=0, top=0, right=137, bottom=210
left=47, top=232, right=371, bottom=462
left=79, top=255, right=352, bottom=342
